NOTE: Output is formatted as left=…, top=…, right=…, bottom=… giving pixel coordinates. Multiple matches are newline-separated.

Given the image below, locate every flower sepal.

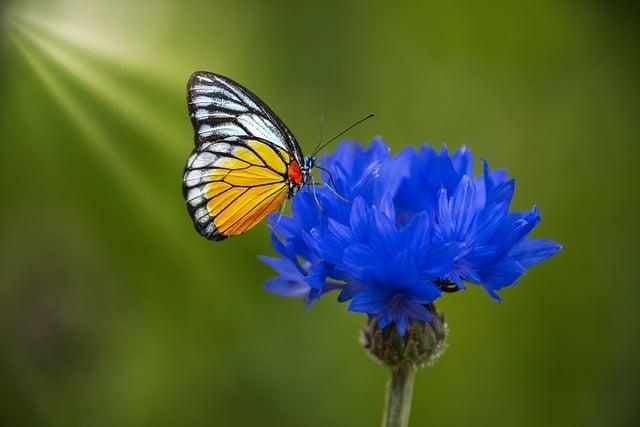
left=361, top=304, right=447, bottom=369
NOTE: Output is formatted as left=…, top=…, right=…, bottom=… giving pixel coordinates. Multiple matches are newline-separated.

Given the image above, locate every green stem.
left=383, top=364, right=416, bottom=427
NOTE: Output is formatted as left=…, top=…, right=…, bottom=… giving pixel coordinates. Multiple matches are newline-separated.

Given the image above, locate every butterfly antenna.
left=311, top=113, right=375, bottom=157
left=310, top=113, right=326, bottom=156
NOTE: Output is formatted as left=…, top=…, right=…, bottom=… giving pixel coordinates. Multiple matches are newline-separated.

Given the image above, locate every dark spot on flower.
left=435, top=278, right=461, bottom=293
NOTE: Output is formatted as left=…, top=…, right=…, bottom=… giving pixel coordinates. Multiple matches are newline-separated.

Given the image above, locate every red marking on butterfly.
left=287, top=160, right=303, bottom=185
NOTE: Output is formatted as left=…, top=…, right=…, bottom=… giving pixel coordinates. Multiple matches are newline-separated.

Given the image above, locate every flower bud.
left=360, top=304, right=447, bottom=368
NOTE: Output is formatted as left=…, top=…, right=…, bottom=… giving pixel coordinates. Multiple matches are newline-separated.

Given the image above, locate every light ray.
left=4, top=3, right=173, bottom=76
left=5, top=25, right=217, bottom=286
left=5, top=24, right=188, bottom=250
left=8, top=13, right=185, bottom=159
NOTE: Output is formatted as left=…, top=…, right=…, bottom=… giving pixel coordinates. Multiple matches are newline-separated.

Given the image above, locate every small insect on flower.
left=434, top=278, right=462, bottom=293
left=181, top=71, right=372, bottom=241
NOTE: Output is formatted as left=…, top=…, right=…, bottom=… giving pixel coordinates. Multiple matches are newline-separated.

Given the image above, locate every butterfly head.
left=302, top=156, right=316, bottom=173
left=287, top=156, right=316, bottom=196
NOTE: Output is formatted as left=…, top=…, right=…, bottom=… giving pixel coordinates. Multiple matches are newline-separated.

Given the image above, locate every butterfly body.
left=182, top=71, right=312, bottom=241
left=288, top=156, right=316, bottom=195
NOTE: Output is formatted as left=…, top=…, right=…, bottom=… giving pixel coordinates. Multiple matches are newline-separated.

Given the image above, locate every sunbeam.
left=3, top=2, right=176, bottom=77
left=8, top=12, right=185, bottom=160
left=4, top=25, right=217, bottom=287
left=5, top=24, right=191, bottom=253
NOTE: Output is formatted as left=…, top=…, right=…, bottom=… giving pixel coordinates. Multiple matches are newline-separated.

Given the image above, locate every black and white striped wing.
left=186, top=71, right=302, bottom=163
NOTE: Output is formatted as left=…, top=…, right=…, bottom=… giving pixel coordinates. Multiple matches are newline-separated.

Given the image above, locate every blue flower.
left=342, top=199, right=458, bottom=335
left=396, top=146, right=562, bottom=300
left=260, top=139, right=561, bottom=334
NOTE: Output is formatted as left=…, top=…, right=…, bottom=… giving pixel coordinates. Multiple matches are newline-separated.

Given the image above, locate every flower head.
left=392, top=144, right=562, bottom=299
left=261, top=138, right=561, bottom=334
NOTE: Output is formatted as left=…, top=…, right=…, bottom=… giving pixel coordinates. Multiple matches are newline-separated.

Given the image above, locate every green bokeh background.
left=1, top=0, right=638, bottom=425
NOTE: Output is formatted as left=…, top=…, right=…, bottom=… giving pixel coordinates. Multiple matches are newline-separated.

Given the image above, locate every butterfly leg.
left=276, top=197, right=289, bottom=224
left=313, top=164, right=352, bottom=204
left=309, top=176, right=324, bottom=212
left=322, top=181, right=351, bottom=204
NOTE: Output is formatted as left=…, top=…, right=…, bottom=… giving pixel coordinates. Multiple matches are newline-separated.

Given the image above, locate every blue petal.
left=268, top=229, right=289, bottom=256
left=304, top=288, right=322, bottom=307
left=305, top=219, right=353, bottom=265
left=378, top=312, right=393, bottom=330
left=379, top=192, right=396, bottom=224
left=337, top=279, right=366, bottom=302
left=258, top=255, right=303, bottom=278
left=474, top=202, right=509, bottom=244
left=349, top=196, right=369, bottom=242
left=305, top=262, right=329, bottom=290
left=264, top=277, right=310, bottom=297
left=343, top=243, right=384, bottom=281
left=479, top=256, right=526, bottom=291
left=301, top=229, right=323, bottom=259
left=401, top=299, right=434, bottom=322
left=418, top=241, right=460, bottom=278
left=466, top=245, right=503, bottom=267
left=378, top=149, right=411, bottom=200
left=404, top=211, right=432, bottom=255
left=292, top=191, right=320, bottom=230
left=268, top=212, right=300, bottom=240
left=436, top=187, right=454, bottom=240
left=395, top=316, right=409, bottom=336
left=482, top=159, right=495, bottom=197
left=368, top=136, right=389, bottom=159
left=502, top=206, right=541, bottom=248
left=460, top=267, right=482, bottom=284
left=451, top=175, right=476, bottom=239
left=452, top=145, right=473, bottom=176
left=407, top=282, right=441, bottom=304
left=369, top=207, right=401, bottom=256
left=327, top=218, right=354, bottom=246
left=509, top=238, right=562, bottom=268
left=438, top=145, right=462, bottom=193
left=421, top=144, right=446, bottom=193
left=482, top=284, right=503, bottom=302
left=349, top=287, right=390, bottom=313
left=491, top=179, right=515, bottom=206
left=386, top=250, right=420, bottom=288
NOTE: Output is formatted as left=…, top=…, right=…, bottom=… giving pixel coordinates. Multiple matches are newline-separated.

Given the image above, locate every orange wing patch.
left=247, top=140, right=289, bottom=173
left=183, top=138, right=291, bottom=240
left=214, top=183, right=288, bottom=236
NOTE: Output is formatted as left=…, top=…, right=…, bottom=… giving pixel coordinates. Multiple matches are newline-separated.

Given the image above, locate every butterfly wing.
left=183, top=137, right=291, bottom=240
left=183, top=72, right=300, bottom=240
left=187, top=71, right=303, bottom=163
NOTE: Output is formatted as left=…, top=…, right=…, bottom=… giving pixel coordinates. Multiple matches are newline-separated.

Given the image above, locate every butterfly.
left=182, top=71, right=372, bottom=241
